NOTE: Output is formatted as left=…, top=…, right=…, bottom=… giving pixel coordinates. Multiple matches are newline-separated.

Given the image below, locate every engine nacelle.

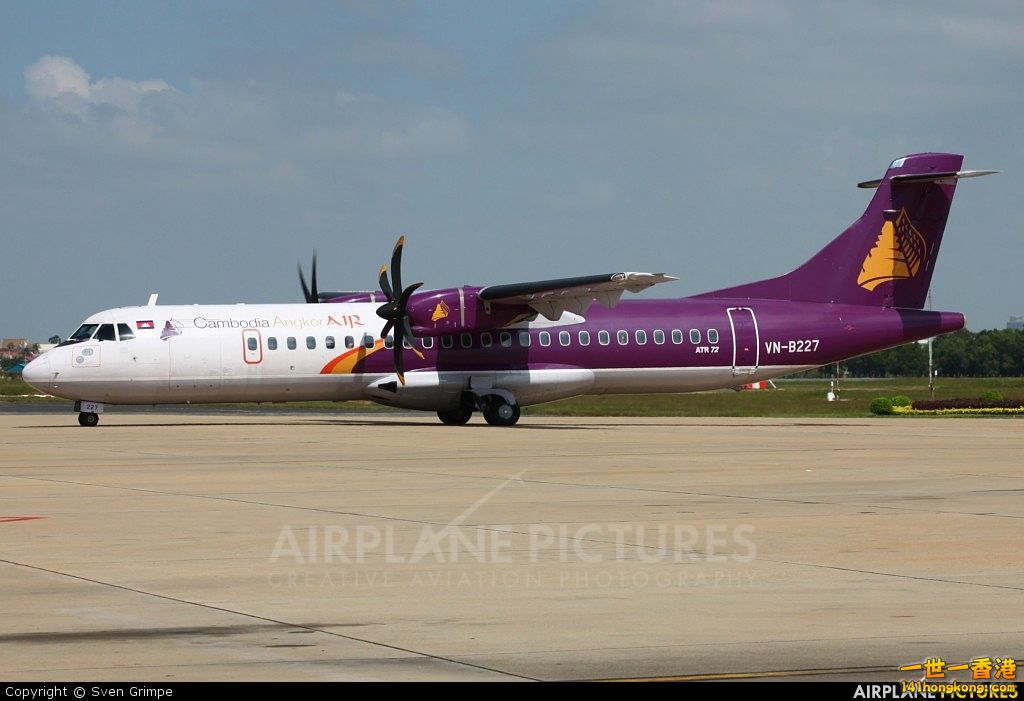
left=364, top=372, right=463, bottom=411
left=407, top=287, right=528, bottom=336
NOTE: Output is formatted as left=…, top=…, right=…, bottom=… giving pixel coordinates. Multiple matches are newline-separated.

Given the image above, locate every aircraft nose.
left=22, top=355, right=50, bottom=393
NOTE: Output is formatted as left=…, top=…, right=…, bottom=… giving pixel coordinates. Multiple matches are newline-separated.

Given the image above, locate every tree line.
left=837, top=329, right=1024, bottom=377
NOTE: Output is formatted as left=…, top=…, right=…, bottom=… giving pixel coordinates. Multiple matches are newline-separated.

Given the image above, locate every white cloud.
left=24, top=55, right=171, bottom=114
left=24, top=55, right=91, bottom=100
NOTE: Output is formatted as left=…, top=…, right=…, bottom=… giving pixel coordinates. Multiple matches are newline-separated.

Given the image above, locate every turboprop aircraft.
left=23, top=153, right=994, bottom=427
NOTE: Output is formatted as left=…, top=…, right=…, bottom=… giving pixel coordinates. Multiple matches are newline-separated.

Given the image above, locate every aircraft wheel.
left=78, top=412, right=99, bottom=427
left=483, top=398, right=520, bottom=427
left=437, top=408, right=473, bottom=425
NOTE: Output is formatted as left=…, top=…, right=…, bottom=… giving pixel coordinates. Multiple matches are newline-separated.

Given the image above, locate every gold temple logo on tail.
left=431, top=300, right=451, bottom=322
left=857, top=208, right=928, bottom=291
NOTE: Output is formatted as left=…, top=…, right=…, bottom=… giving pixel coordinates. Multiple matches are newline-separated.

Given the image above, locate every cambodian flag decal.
left=136, top=320, right=155, bottom=330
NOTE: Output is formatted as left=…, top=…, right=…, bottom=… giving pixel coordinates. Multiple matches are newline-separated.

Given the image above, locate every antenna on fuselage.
left=147, top=293, right=159, bottom=307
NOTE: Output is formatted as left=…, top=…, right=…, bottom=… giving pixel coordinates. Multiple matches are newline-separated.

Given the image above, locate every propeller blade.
left=297, top=252, right=319, bottom=303
left=403, top=318, right=426, bottom=360
left=298, top=263, right=312, bottom=303
left=393, top=326, right=406, bottom=385
left=310, top=252, right=318, bottom=302
left=378, top=264, right=393, bottom=301
left=374, top=236, right=418, bottom=385
left=399, top=282, right=423, bottom=307
left=390, top=236, right=405, bottom=296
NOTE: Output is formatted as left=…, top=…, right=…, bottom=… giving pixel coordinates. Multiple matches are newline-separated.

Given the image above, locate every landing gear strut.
left=482, top=396, right=521, bottom=427
left=78, top=412, right=99, bottom=427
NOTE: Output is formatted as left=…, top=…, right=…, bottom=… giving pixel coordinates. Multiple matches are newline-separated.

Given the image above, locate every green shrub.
left=870, top=397, right=894, bottom=415
left=890, top=395, right=912, bottom=407
left=979, top=390, right=1002, bottom=403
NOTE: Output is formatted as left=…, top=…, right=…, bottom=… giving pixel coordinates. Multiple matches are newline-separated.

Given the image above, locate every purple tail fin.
left=697, top=153, right=967, bottom=309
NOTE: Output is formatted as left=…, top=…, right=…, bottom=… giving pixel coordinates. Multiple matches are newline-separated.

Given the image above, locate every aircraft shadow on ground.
left=13, top=419, right=601, bottom=430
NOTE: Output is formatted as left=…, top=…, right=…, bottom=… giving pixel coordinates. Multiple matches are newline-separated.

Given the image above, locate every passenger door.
left=727, top=307, right=760, bottom=376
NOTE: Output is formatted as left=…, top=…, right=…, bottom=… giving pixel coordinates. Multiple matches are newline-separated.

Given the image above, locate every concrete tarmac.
left=1, top=412, right=1021, bottom=681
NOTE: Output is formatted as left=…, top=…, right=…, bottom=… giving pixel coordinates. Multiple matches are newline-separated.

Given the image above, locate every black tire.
left=78, top=412, right=99, bottom=427
left=483, top=398, right=520, bottom=427
left=437, top=408, right=473, bottom=425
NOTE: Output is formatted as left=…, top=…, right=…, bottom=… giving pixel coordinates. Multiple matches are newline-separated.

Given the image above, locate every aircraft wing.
left=479, top=272, right=678, bottom=321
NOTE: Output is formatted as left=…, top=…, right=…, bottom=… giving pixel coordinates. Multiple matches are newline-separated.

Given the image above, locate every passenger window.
left=96, top=324, right=116, bottom=342
left=500, top=332, right=512, bottom=348
left=460, top=333, right=472, bottom=349
left=442, top=335, right=454, bottom=349
left=616, top=330, right=628, bottom=346
left=403, top=337, right=413, bottom=349
left=247, top=337, right=258, bottom=352
left=481, top=332, right=492, bottom=348
left=306, top=336, right=316, bottom=350
left=635, top=330, right=647, bottom=345
left=384, top=336, right=394, bottom=349
left=363, top=334, right=375, bottom=349
left=117, top=323, right=135, bottom=341
left=325, top=336, right=335, bottom=349
left=268, top=337, right=278, bottom=351
left=598, top=330, right=610, bottom=346
left=708, top=329, right=719, bottom=344
left=345, top=336, right=355, bottom=349
left=539, top=332, right=551, bottom=347
left=671, top=329, right=684, bottom=344
left=287, top=337, right=297, bottom=350
left=422, top=337, right=434, bottom=349
left=579, top=331, right=590, bottom=346
left=690, top=329, right=701, bottom=344
left=518, top=331, right=531, bottom=347
left=559, top=330, right=570, bottom=346
left=653, top=329, right=665, bottom=345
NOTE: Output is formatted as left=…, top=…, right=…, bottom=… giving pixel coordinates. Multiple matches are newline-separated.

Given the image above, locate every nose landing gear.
left=73, top=401, right=104, bottom=427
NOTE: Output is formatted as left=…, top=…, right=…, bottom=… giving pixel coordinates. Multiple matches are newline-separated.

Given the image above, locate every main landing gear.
left=437, top=393, right=521, bottom=427
left=437, top=408, right=473, bottom=425
left=78, top=412, right=99, bottom=427
left=482, top=396, right=520, bottom=427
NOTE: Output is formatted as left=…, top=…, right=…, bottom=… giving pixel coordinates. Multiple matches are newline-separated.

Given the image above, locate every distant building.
left=0, top=339, right=42, bottom=365
left=0, top=339, right=29, bottom=361
left=1008, top=316, right=1024, bottom=331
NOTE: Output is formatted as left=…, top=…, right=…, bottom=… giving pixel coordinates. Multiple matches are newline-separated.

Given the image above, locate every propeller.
left=375, top=236, right=424, bottom=384
left=298, top=252, right=319, bottom=303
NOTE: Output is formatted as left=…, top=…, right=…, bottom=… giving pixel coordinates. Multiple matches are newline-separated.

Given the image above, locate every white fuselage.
left=24, top=303, right=811, bottom=411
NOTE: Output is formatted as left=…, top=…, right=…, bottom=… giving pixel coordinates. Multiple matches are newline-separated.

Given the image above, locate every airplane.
left=23, top=153, right=995, bottom=427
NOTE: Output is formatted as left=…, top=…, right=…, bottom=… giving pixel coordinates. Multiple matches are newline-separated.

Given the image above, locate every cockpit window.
left=70, top=324, right=98, bottom=340
left=117, top=323, right=135, bottom=341
left=95, top=324, right=116, bottom=342
left=58, top=324, right=99, bottom=347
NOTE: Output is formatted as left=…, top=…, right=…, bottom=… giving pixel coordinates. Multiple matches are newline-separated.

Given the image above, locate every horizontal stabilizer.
left=857, top=169, right=998, bottom=189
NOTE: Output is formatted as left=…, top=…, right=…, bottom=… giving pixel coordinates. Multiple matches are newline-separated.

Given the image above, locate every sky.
left=2, top=0, right=1022, bottom=341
